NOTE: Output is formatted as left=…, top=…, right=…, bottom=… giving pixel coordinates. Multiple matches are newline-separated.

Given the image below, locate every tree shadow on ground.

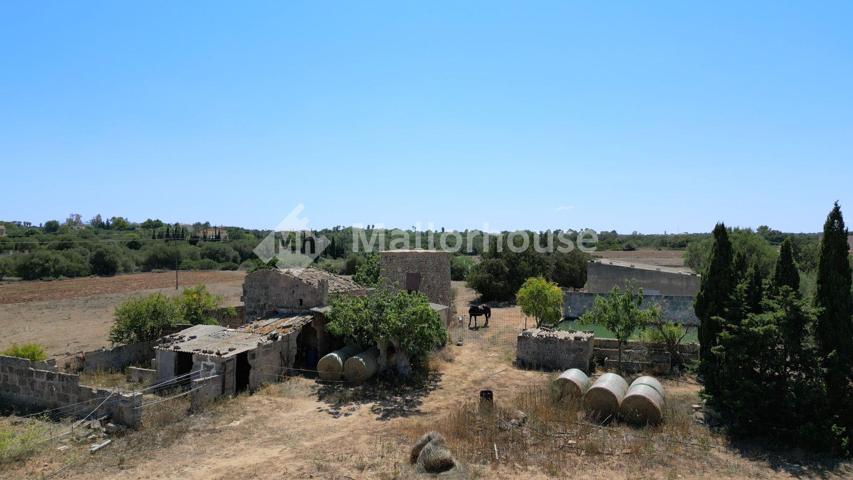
left=315, top=369, right=443, bottom=421
left=727, top=436, right=850, bottom=478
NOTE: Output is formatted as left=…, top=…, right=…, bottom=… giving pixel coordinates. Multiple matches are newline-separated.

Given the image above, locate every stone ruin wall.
left=0, top=355, right=141, bottom=426
left=516, top=329, right=595, bottom=372
left=379, top=251, right=452, bottom=308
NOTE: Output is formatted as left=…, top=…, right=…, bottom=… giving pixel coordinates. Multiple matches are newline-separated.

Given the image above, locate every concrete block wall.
left=586, top=261, right=700, bottom=296
left=0, top=355, right=142, bottom=427
left=516, top=329, right=594, bottom=372
left=379, top=250, right=451, bottom=307
left=564, top=291, right=699, bottom=326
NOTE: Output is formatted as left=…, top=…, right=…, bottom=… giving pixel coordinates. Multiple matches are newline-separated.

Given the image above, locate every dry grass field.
left=0, top=271, right=245, bottom=357
left=2, top=281, right=849, bottom=479
left=593, top=248, right=688, bottom=269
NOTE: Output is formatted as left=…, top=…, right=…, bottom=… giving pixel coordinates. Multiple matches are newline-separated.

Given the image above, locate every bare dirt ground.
left=5, top=281, right=849, bottom=480
left=0, top=271, right=245, bottom=357
left=593, top=249, right=687, bottom=269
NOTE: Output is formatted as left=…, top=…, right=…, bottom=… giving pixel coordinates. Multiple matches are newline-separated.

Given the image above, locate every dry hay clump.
left=409, top=431, right=456, bottom=474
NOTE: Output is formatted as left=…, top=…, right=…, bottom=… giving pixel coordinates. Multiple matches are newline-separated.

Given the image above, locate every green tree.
left=450, top=255, right=475, bottom=281
left=90, top=247, right=120, bottom=276
left=774, top=236, right=800, bottom=293
left=466, top=258, right=512, bottom=301
left=43, top=220, right=60, bottom=233
left=326, top=287, right=446, bottom=366
left=353, top=253, right=380, bottom=286
left=814, top=202, right=853, bottom=448
left=516, top=277, right=563, bottom=328
left=110, top=293, right=180, bottom=344
left=580, top=286, right=656, bottom=373
left=175, top=285, right=222, bottom=326
left=694, top=223, right=735, bottom=397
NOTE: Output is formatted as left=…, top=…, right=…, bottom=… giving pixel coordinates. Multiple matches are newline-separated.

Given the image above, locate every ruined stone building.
left=379, top=249, right=452, bottom=325
left=154, top=313, right=324, bottom=397
left=242, top=267, right=367, bottom=321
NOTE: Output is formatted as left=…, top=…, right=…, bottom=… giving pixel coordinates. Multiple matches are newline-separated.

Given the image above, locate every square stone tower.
left=379, top=249, right=451, bottom=307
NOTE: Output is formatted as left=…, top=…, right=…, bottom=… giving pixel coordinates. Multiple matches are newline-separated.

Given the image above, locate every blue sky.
left=1, top=1, right=851, bottom=233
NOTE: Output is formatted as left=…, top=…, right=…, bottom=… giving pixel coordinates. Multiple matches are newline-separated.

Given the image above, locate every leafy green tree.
left=580, top=286, right=656, bottom=373
left=466, top=258, right=512, bottom=301
left=110, top=293, right=181, bottom=343
left=326, top=288, right=446, bottom=366
left=814, top=202, right=853, bottom=448
left=43, top=220, right=60, bottom=233
left=694, top=223, right=735, bottom=397
left=90, top=247, right=120, bottom=276
left=175, top=285, right=222, bottom=326
left=353, top=253, right=380, bottom=286
left=450, top=255, right=475, bottom=281
left=516, top=277, right=563, bottom=328
left=773, top=236, right=800, bottom=293
left=548, top=250, right=588, bottom=289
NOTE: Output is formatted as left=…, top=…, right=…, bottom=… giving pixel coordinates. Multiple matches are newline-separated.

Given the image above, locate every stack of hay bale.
left=317, top=345, right=360, bottom=380
left=557, top=371, right=666, bottom=425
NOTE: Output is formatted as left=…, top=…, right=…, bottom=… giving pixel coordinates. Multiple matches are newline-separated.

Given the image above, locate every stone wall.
left=242, top=270, right=330, bottom=320
left=0, top=355, right=142, bottom=426
left=592, top=339, right=699, bottom=374
left=564, top=291, right=699, bottom=326
left=516, top=329, right=594, bottom=372
left=126, top=366, right=157, bottom=386
left=379, top=250, right=451, bottom=307
left=64, top=341, right=156, bottom=373
left=586, top=261, right=700, bottom=296
left=214, top=305, right=245, bottom=328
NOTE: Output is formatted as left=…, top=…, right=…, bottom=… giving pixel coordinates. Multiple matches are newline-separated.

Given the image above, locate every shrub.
left=15, top=250, right=89, bottom=280
left=353, top=253, right=380, bottom=286
left=175, top=285, right=222, bottom=326
left=90, top=247, right=120, bottom=276
left=143, top=244, right=182, bottom=270
left=450, top=255, right=475, bottom=281
left=200, top=243, right=240, bottom=264
left=1, top=343, right=47, bottom=362
left=110, top=293, right=180, bottom=344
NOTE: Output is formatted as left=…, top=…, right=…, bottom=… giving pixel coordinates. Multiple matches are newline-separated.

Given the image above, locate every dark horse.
left=468, top=305, right=491, bottom=329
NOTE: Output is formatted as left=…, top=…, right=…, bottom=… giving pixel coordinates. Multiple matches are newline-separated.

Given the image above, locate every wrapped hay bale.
left=583, top=373, right=628, bottom=420
left=343, top=348, right=379, bottom=384
left=411, top=431, right=455, bottom=474
left=553, top=368, right=590, bottom=400
left=317, top=345, right=360, bottom=381
left=620, top=376, right=666, bottom=425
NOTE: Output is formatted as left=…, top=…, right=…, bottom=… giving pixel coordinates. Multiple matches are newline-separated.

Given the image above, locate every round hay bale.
left=620, top=378, right=666, bottom=425
left=416, top=438, right=455, bottom=473
left=554, top=368, right=590, bottom=400
left=317, top=345, right=360, bottom=381
left=583, top=373, right=628, bottom=420
left=343, top=348, right=379, bottom=384
left=410, top=431, right=445, bottom=464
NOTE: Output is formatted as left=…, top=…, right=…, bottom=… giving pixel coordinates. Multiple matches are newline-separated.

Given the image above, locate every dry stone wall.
left=516, top=329, right=594, bottom=371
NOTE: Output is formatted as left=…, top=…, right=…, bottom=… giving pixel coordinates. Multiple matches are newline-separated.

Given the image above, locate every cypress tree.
left=815, top=202, right=852, bottom=362
left=774, top=236, right=800, bottom=293
left=814, top=202, right=853, bottom=444
left=695, top=223, right=735, bottom=397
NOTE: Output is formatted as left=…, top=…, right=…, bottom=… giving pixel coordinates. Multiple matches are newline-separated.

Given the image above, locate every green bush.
left=1, top=343, right=47, bottom=362
left=200, top=243, right=240, bottom=264
left=110, top=293, right=181, bottom=344
left=175, top=285, right=222, bottom=326
left=90, top=247, right=120, bottom=276
left=450, top=255, right=475, bottom=281
left=353, top=253, right=380, bottom=286
left=15, top=250, right=89, bottom=280
left=516, top=277, right=563, bottom=328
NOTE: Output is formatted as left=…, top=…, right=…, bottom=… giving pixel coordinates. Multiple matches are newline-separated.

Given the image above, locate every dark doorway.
left=295, top=326, right=319, bottom=370
left=235, top=352, right=251, bottom=392
left=174, top=352, right=193, bottom=377
left=406, top=272, right=422, bottom=293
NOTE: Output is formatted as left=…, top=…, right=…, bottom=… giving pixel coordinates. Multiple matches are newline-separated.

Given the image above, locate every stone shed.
left=516, top=328, right=595, bottom=372
left=379, top=250, right=451, bottom=308
left=242, top=267, right=368, bottom=321
left=154, top=314, right=316, bottom=397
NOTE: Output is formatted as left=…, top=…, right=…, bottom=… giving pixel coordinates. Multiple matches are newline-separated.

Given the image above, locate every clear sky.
left=1, top=1, right=851, bottom=233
